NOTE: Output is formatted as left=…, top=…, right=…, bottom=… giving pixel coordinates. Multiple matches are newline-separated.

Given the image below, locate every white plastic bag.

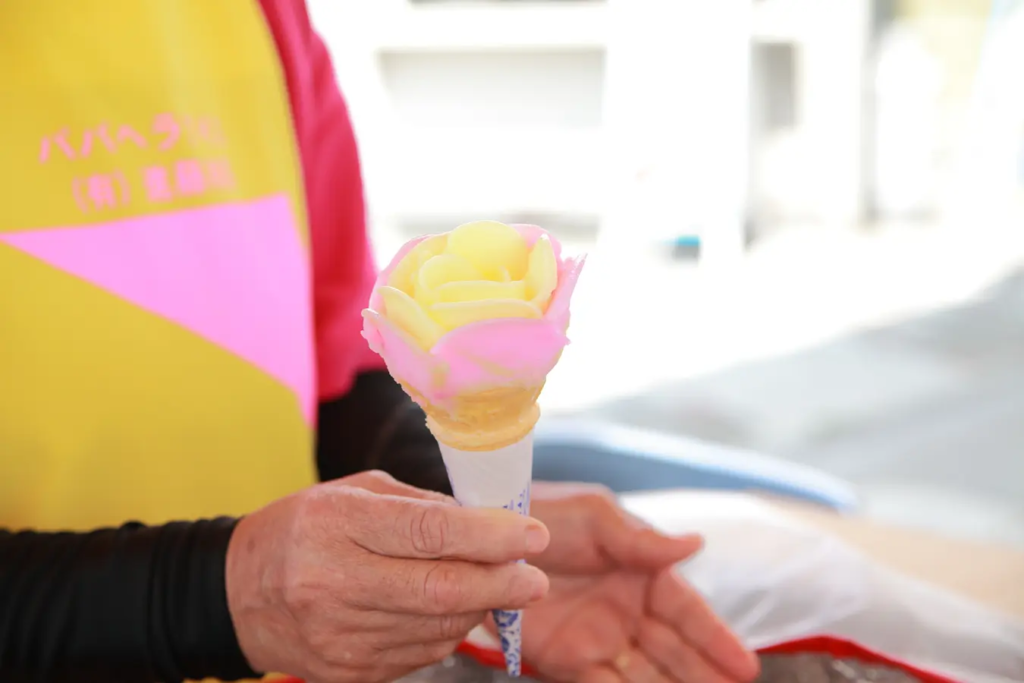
left=622, top=491, right=1024, bottom=683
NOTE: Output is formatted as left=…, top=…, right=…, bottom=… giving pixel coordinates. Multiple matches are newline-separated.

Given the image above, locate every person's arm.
left=316, top=370, right=452, bottom=495
left=0, top=519, right=257, bottom=683
left=257, top=3, right=451, bottom=495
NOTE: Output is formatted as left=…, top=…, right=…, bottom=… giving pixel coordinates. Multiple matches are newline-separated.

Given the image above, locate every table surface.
left=763, top=495, right=1024, bottom=619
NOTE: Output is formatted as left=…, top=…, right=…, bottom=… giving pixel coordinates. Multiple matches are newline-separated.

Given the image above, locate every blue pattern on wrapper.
left=492, top=483, right=531, bottom=676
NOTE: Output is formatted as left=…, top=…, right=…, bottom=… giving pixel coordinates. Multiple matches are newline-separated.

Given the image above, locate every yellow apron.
left=0, top=2, right=319, bottom=678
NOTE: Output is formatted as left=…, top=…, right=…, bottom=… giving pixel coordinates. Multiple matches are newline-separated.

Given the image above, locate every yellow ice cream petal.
left=378, top=285, right=446, bottom=349
left=445, top=220, right=529, bottom=280
left=524, top=234, right=558, bottom=310
left=415, top=253, right=482, bottom=306
left=387, top=256, right=418, bottom=295
left=429, top=299, right=542, bottom=331
left=436, top=280, right=528, bottom=303
left=387, top=234, right=448, bottom=295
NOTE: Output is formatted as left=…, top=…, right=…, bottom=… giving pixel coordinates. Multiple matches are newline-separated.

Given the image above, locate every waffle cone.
left=401, top=383, right=543, bottom=451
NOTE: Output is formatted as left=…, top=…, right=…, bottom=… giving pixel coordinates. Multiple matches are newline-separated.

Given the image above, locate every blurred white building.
left=309, top=0, right=871, bottom=263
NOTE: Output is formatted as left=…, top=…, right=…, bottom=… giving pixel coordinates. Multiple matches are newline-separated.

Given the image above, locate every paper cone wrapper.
left=438, top=430, right=534, bottom=677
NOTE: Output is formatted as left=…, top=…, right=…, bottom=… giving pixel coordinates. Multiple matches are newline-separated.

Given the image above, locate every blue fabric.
left=533, top=420, right=859, bottom=512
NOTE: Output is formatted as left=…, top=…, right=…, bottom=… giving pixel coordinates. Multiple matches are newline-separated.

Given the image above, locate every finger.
left=638, top=618, right=735, bottom=683
left=614, top=528, right=703, bottom=572
left=358, top=610, right=488, bottom=644
left=347, top=469, right=455, bottom=504
left=373, top=638, right=463, bottom=667
left=648, top=569, right=759, bottom=682
left=595, top=503, right=704, bottom=571
left=613, top=647, right=673, bottom=683
left=574, top=491, right=705, bottom=571
left=531, top=491, right=702, bottom=574
left=356, top=557, right=549, bottom=615
left=346, top=492, right=550, bottom=562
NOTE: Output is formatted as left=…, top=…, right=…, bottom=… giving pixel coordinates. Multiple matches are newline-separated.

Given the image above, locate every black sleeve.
left=316, top=369, right=454, bottom=496
left=0, top=519, right=258, bottom=683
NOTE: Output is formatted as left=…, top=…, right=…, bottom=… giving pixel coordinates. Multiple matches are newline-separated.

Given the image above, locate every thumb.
left=597, top=506, right=704, bottom=570
left=624, top=528, right=704, bottom=569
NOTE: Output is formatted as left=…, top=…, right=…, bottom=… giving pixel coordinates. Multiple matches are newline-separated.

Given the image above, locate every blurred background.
left=309, top=0, right=1024, bottom=548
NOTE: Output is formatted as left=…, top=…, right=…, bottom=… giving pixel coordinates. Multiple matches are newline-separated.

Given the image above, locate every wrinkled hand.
left=225, top=471, right=551, bottom=683
left=515, top=483, right=760, bottom=683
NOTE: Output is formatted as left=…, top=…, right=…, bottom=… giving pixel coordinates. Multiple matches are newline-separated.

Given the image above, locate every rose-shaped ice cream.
left=362, top=220, right=584, bottom=410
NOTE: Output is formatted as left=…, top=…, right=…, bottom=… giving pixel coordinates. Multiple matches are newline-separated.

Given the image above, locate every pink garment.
left=259, top=1, right=386, bottom=405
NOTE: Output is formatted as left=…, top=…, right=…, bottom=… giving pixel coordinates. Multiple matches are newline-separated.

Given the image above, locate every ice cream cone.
left=402, top=383, right=542, bottom=452
left=434, top=423, right=536, bottom=677
left=364, top=222, right=587, bottom=677
left=401, top=382, right=541, bottom=676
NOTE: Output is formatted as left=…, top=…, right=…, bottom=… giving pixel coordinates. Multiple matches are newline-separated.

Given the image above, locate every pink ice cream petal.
left=363, top=310, right=440, bottom=394
left=430, top=318, right=569, bottom=399
left=544, top=254, right=586, bottom=327
left=368, top=234, right=431, bottom=311
left=361, top=310, right=386, bottom=354
left=509, top=224, right=563, bottom=262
